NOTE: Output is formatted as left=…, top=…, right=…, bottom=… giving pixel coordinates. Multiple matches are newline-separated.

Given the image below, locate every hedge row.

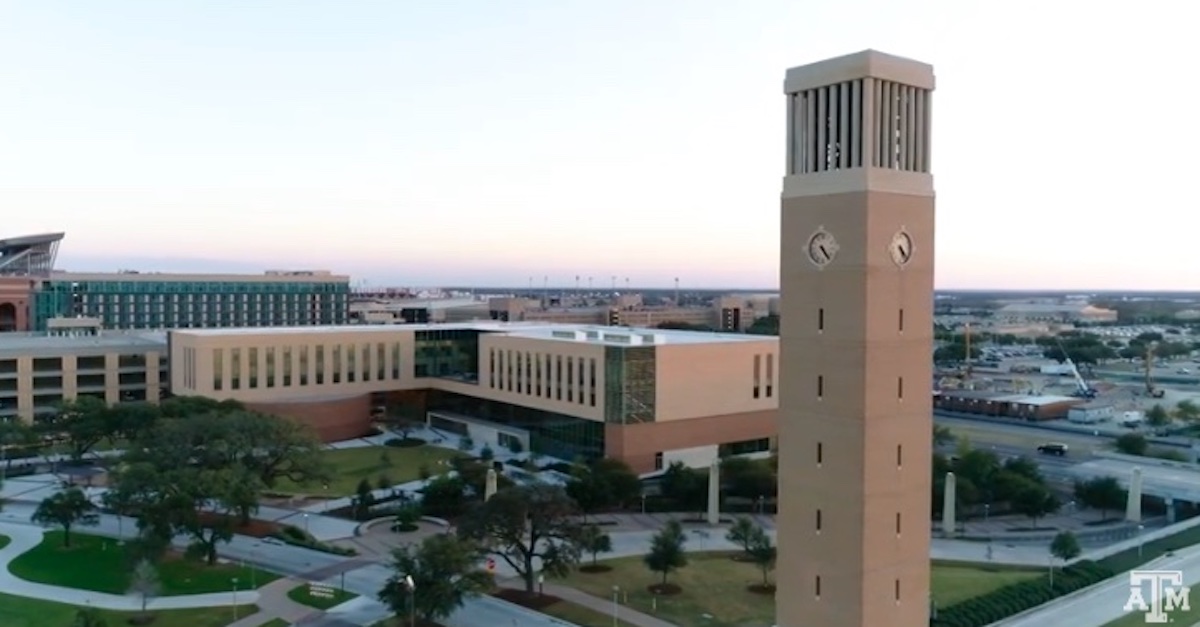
left=931, top=560, right=1113, bottom=627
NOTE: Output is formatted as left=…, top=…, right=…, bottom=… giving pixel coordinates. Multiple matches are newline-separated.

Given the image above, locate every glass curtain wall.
left=603, top=345, right=657, bottom=424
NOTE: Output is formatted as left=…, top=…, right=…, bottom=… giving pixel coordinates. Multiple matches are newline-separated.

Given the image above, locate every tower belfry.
left=776, top=50, right=936, bottom=627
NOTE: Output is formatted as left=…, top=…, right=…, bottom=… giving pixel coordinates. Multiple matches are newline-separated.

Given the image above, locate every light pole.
left=231, top=577, right=239, bottom=620
left=640, top=494, right=646, bottom=514
left=403, top=574, right=415, bottom=627
left=611, top=585, right=620, bottom=626
left=249, top=550, right=256, bottom=589
left=303, top=513, right=309, bottom=534
left=1138, top=524, right=1146, bottom=557
left=983, top=503, right=990, bottom=522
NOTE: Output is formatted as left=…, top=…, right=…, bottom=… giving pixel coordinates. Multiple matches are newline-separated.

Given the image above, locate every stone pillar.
left=1126, top=467, right=1143, bottom=523
left=707, top=460, right=721, bottom=526
left=943, top=472, right=957, bottom=538
left=484, top=469, right=498, bottom=502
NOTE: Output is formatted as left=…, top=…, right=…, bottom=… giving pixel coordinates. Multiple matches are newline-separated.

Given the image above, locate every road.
left=936, top=414, right=1111, bottom=457
left=0, top=503, right=575, bottom=627
left=993, top=546, right=1200, bottom=627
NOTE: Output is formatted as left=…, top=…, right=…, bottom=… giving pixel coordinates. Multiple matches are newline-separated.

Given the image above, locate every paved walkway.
left=227, top=578, right=324, bottom=627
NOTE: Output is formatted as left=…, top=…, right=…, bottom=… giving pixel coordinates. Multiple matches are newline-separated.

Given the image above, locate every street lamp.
left=1138, top=524, right=1146, bottom=557
left=303, top=513, right=309, bottom=534
left=983, top=503, right=990, bottom=523
left=611, top=585, right=620, bottom=627
left=403, top=574, right=416, bottom=627
left=231, top=577, right=239, bottom=620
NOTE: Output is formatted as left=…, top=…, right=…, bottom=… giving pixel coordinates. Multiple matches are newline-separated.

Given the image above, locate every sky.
left=0, top=1, right=1195, bottom=290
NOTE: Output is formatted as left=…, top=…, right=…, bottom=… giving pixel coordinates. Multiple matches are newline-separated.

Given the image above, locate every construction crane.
left=1056, top=338, right=1097, bottom=399
left=1145, top=342, right=1166, bottom=398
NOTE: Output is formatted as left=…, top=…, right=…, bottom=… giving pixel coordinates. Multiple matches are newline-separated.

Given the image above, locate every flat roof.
left=0, top=331, right=167, bottom=359
left=47, top=271, right=350, bottom=283
left=993, top=394, right=1080, bottom=406
left=173, top=322, right=771, bottom=346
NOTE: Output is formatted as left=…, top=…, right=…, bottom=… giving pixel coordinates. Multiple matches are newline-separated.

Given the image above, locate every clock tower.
left=776, top=51, right=936, bottom=627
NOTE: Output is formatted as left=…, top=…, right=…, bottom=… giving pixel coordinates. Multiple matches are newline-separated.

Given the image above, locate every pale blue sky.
left=1, top=1, right=1194, bottom=289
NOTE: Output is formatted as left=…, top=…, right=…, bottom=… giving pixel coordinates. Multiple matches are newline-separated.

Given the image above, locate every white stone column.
left=707, top=460, right=721, bottom=526
left=484, top=469, right=498, bottom=502
left=943, top=472, right=957, bottom=538
left=1126, top=467, right=1143, bottom=523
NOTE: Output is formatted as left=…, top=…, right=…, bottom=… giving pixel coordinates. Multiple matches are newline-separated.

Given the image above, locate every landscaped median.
left=286, top=582, right=358, bottom=610
left=274, top=444, right=462, bottom=497
left=546, top=551, right=1041, bottom=627
left=7, top=530, right=278, bottom=595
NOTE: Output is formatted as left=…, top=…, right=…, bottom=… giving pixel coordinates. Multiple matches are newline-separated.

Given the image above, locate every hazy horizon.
left=4, top=1, right=1195, bottom=291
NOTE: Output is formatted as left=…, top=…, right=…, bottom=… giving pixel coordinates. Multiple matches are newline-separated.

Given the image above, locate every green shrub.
left=931, top=560, right=1113, bottom=627
left=384, top=437, right=426, bottom=448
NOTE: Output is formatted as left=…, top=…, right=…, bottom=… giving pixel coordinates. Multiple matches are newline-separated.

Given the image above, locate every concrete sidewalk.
left=499, top=578, right=675, bottom=627
left=226, top=578, right=324, bottom=627
left=0, top=522, right=262, bottom=611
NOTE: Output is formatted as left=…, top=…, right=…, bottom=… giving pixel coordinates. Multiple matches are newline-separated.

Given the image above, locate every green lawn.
left=276, top=445, right=462, bottom=496
left=556, top=552, right=1038, bottom=627
left=0, top=534, right=10, bottom=550
left=0, top=591, right=255, bottom=627
left=8, top=530, right=279, bottom=595
left=257, top=619, right=291, bottom=627
left=286, top=582, right=358, bottom=609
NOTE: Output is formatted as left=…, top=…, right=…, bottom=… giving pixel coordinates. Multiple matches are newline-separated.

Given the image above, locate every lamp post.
left=538, top=573, right=545, bottom=597
left=403, top=574, right=416, bottom=627
left=983, top=503, right=990, bottom=523
left=303, top=512, right=309, bottom=534
left=640, top=494, right=646, bottom=514
left=1138, top=524, right=1146, bottom=557
left=231, top=577, right=239, bottom=620
left=611, top=585, right=620, bottom=627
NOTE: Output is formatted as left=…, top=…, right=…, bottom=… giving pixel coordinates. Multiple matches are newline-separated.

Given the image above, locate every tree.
left=31, top=487, right=99, bottom=547
left=105, top=402, right=162, bottom=445
left=128, top=559, right=161, bottom=615
left=746, top=527, right=777, bottom=588
left=720, top=457, right=777, bottom=501
left=1012, top=483, right=1060, bottom=525
left=565, top=458, right=642, bottom=519
left=578, top=524, right=613, bottom=567
left=726, top=517, right=759, bottom=555
left=420, top=475, right=469, bottom=519
left=1175, top=400, right=1200, bottom=423
left=1146, top=404, right=1171, bottom=427
left=1050, top=530, right=1082, bottom=566
left=932, top=425, right=955, bottom=447
left=1115, top=433, right=1148, bottom=456
left=0, top=420, right=41, bottom=472
left=378, top=534, right=492, bottom=623
left=745, top=314, right=778, bottom=336
left=72, top=608, right=108, bottom=627
left=1074, top=476, right=1126, bottom=520
left=48, top=396, right=115, bottom=462
left=659, top=462, right=707, bottom=513
left=644, top=519, right=688, bottom=587
left=353, top=478, right=376, bottom=520
left=457, top=484, right=582, bottom=593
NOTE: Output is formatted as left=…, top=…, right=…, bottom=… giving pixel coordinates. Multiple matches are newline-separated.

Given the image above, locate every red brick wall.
left=246, top=394, right=374, bottom=442
left=605, top=409, right=777, bottom=473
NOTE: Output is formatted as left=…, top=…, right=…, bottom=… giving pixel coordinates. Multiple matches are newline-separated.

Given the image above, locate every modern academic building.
left=168, top=322, right=779, bottom=472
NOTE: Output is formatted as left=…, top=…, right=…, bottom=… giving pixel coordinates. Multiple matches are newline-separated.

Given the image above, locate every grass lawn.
left=8, top=530, right=279, bottom=595
left=555, top=552, right=1039, bottom=627
left=277, top=445, right=462, bottom=496
left=0, top=534, right=9, bottom=550
left=286, top=582, right=358, bottom=609
left=257, top=619, right=291, bottom=627
left=0, top=591, right=255, bottom=627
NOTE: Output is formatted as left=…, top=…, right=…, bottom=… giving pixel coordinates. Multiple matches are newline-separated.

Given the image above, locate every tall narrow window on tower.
left=817, top=375, right=824, bottom=398
left=818, top=307, right=825, bottom=331
left=871, top=81, right=931, bottom=172
left=790, top=80, right=867, bottom=173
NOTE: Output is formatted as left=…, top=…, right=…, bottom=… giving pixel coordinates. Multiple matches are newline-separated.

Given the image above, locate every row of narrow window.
left=752, top=353, right=776, bottom=399
left=486, top=349, right=597, bottom=407
left=212, top=343, right=402, bottom=391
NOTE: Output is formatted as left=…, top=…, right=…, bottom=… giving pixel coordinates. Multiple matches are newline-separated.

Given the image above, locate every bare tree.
left=128, top=559, right=161, bottom=615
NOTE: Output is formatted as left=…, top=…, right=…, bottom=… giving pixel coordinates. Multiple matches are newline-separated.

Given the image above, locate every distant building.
left=994, top=302, right=1118, bottom=324
left=0, top=232, right=352, bottom=332
left=1067, top=402, right=1115, bottom=424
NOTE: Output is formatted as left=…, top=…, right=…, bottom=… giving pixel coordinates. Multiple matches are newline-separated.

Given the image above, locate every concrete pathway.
left=0, top=522, right=262, bottom=611
left=226, top=578, right=324, bottom=627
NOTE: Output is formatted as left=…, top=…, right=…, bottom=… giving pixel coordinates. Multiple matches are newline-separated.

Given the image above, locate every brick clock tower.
left=776, top=51, right=936, bottom=627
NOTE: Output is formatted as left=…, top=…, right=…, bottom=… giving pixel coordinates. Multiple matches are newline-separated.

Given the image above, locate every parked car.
left=1036, top=442, right=1069, bottom=456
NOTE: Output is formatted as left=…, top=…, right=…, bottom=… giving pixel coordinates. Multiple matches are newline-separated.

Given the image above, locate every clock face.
left=888, top=230, right=914, bottom=266
left=807, top=228, right=839, bottom=268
